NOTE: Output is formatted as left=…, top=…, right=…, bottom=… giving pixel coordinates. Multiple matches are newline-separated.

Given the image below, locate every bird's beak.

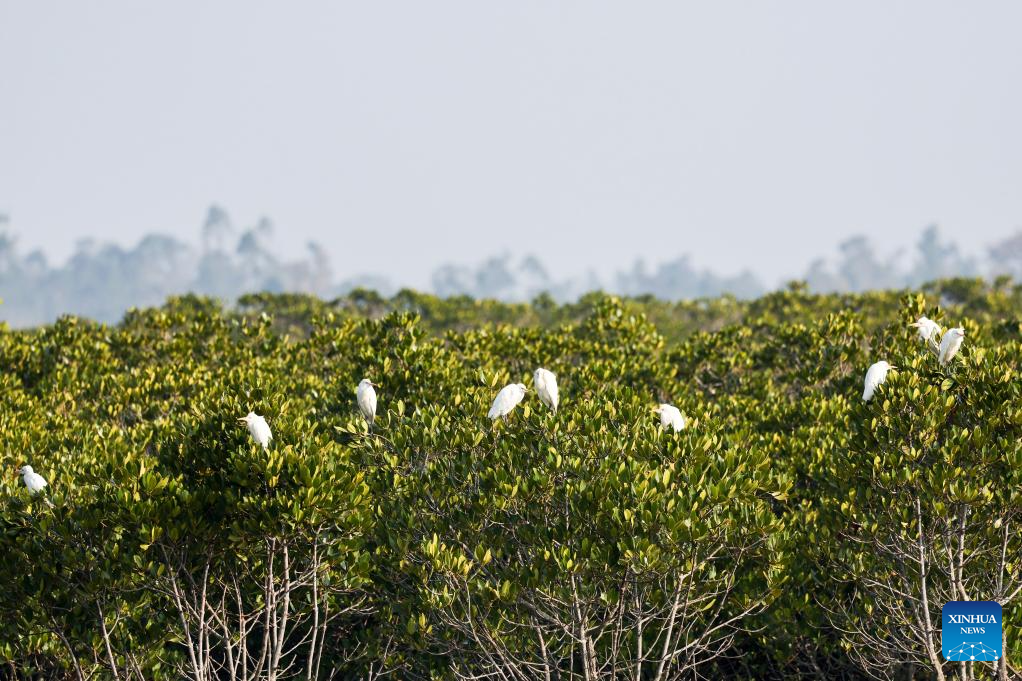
left=890, top=365, right=898, bottom=371
left=908, top=321, right=920, bottom=327
left=237, top=417, right=247, bottom=423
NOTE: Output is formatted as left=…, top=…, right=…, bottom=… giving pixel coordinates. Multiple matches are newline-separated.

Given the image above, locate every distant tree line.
left=2, top=206, right=1022, bottom=327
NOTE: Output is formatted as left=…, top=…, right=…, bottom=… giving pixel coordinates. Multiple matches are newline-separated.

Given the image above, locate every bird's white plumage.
left=357, top=378, right=378, bottom=427
left=488, top=383, right=527, bottom=420
left=862, top=361, right=894, bottom=402
left=910, top=316, right=941, bottom=344
left=19, top=465, right=47, bottom=494
left=655, top=404, right=686, bottom=432
left=240, top=412, right=272, bottom=449
left=533, top=368, right=559, bottom=412
left=938, top=327, right=966, bottom=366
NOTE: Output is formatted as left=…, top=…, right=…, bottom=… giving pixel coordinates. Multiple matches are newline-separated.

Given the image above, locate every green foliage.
left=3, top=280, right=1022, bottom=679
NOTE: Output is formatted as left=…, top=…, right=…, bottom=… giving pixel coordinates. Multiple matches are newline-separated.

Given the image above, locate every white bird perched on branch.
left=653, top=404, right=686, bottom=432
left=938, top=327, right=966, bottom=366
left=862, top=361, right=896, bottom=402
left=488, top=383, right=528, bottom=421
left=18, top=465, right=53, bottom=507
left=238, top=412, right=272, bottom=449
left=357, top=378, right=379, bottom=430
left=909, top=316, right=942, bottom=346
left=533, top=368, right=559, bottom=413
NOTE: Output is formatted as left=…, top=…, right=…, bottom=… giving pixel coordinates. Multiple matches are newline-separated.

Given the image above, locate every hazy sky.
left=2, top=1, right=1021, bottom=287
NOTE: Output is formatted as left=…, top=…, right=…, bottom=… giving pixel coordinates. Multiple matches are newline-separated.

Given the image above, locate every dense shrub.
left=2, top=280, right=1022, bottom=679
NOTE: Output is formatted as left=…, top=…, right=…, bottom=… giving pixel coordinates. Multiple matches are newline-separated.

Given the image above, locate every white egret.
left=533, top=368, right=559, bottom=413
left=357, top=378, right=379, bottom=429
left=488, top=383, right=528, bottom=421
left=862, top=361, right=895, bottom=402
left=238, top=412, right=272, bottom=449
left=18, top=465, right=53, bottom=507
left=653, top=404, right=686, bottom=432
left=909, top=316, right=942, bottom=345
left=18, top=465, right=47, bottom=493
left=938, top=327, right=966, bottom=366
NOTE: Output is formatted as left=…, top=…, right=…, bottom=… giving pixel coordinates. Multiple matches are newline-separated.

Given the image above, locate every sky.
left=2, top=1, right=1022, bottom=288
